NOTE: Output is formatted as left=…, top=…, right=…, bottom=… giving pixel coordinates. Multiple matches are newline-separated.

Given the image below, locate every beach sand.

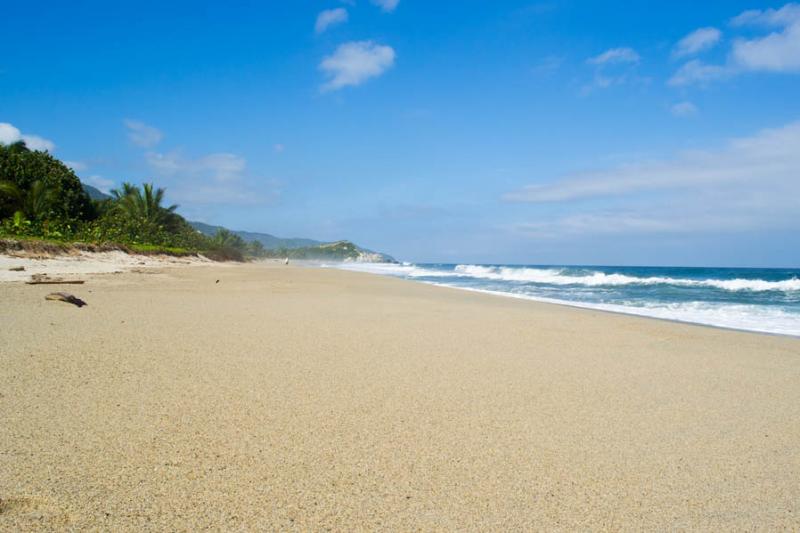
left=2, top=262, right=799, bottom=530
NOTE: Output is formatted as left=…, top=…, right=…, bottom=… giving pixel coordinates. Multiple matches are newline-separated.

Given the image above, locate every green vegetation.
left=261, top=240, right=395, bottom=262
left=0, top=141, right=246, bottom=259
left=0, top=141, right=394, bottom=262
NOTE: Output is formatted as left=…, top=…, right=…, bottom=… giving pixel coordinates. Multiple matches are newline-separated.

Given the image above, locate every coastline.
left=2, top=261, right=800, bottom=529
left=421, top=281, right=800, bottom=339
left=329, top=262, right=800, bottom=337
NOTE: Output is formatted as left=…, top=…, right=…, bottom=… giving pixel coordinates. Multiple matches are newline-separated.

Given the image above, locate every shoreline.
left=423, top=280, right=800, bottom=339
left=2, top=251, right=798, bottom=337
left=325, top=262, right=800, bottom=337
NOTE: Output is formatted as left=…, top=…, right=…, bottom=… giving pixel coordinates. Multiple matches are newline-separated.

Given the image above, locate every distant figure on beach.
left=285, top=257, right=289, bottom=265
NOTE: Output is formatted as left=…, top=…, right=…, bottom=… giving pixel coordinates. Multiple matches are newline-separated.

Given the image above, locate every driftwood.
left=26, top=280, right=85, bottom=285
left=45, top=292, right=88, bottom=307
left=8, top=266, right=25, bottom=272
left=26, top=273, right=85, bottom=285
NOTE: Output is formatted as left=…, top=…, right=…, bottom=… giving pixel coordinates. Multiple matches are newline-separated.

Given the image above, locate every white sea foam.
left=443, top=286, right=800, bottom=336
left=329, top=262, right=454, bottom=278
left=331, top=262, right=800, bottom=292
left=326, top=262, right=800, bottom=335
left=452, top=265, right=800, bottom=292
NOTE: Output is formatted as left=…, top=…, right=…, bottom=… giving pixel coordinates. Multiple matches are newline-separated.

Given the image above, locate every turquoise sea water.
left=330, top=263, right=800, bottom=336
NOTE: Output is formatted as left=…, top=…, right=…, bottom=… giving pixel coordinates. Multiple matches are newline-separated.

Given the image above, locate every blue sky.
left=2, top=1, right=800, bottom=266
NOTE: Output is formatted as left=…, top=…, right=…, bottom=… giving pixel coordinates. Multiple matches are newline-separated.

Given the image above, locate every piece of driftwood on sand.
left=26, top=279, right=86, bottom=285
left=26, top=273, right=85, bottom=285
left=44, top=292, right=88, bottom=307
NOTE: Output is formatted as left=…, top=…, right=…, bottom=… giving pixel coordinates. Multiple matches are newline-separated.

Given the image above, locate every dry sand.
left=0, top=250, right=213, bottom=283
left=1, top=261, right=799, bottom=530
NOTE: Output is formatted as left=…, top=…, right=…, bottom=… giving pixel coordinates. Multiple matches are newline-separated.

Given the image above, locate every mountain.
left=189, top=221, right=322, bottom=250
left=82, top=183, right=112, bottom=201
left=271, top=240, right=396, bottom=263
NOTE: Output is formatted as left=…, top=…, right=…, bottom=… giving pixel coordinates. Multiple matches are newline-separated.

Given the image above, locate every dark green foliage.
left=247, top=239, right=266, bottom=257
left=205, top=228, right=247, bottom=261
left=0, top=144, right=213, bottom=254
left=0, top=142, right=94, bottom=222
left=0, top=180, right=56, bottom=221
left=110, top=182, right=180, bottom=230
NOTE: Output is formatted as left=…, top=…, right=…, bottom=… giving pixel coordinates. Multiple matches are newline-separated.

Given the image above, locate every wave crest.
left=453, top=265, right=800, bottom=292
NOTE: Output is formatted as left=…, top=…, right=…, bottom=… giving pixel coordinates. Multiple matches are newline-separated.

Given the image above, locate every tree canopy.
left=0, top=142, right=93, bottom=221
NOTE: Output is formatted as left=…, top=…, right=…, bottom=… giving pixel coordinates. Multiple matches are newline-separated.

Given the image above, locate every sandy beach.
left=2, top=261, right=800, bottom=530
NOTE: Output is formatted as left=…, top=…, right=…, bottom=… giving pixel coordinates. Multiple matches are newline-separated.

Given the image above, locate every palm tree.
left=247, top=239, right=266, bottom=257
left=0, top=180, right=55, bottom=221
left=110, top=182, right=179, bottom=229
left=212, top=228, right=246, bottom=250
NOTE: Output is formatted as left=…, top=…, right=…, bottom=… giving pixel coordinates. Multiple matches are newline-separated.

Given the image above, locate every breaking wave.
left=452, top=265, right=800, bottom=292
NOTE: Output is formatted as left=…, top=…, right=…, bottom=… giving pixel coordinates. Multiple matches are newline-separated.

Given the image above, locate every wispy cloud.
left=669, top=3, right=800, bottom=86
left=506, top=121, right=800, bottom=203
left=668, top=59, right=731, bottom=86
left=670, top=101, right=698, bottom=117
left=143, top=149, right=273, bottom=206
left=64, top=160, right=88, bottom=171
left=120, top=119, right=273, bottom=208
left=319, top=40, right=396, bottom=91
left=730, top=3, right=800, bottom=73
left=370, top=0, right=400, bottom=13
left=582, top=47, right=644, bottom=94
left=315, top=8, right=348, bottom=34
left=531, top=55, right=564, bottom=76
left=587, top=47, right=640, bottom=66
left=673, top=27, right=722, bottom=58
left=0, top=122, right=55, bottom=152
left=124, top=119, right=163, bottom=148
left=146, top=151, right=246, bottom=183
left=85, top=175, right=115, bottom=194
left=504, top=121, right=800, bottom=237
left=730, top=3, right=800, bottom=27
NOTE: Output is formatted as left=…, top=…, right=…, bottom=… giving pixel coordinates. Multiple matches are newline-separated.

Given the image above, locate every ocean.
left=329, top=263, right=800, bottom=336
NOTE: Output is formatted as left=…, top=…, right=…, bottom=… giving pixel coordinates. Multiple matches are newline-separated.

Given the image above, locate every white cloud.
left=506, top=120, right=800, bottom=203
left=512, top=210, right=760, bottom=238
left=532, top=55, right=564, bottom=75
left=20, top=134, right=56, bottom=152
left=669, top=4, right=800, bottom=86
left=370, top=0, right=400, bottom=12
left=730, top=4, right=800, bottom=72
left=319, top=41, right=396, bottom=91
left=168, top=184, right=273, bottom=206
left=143, top=149, right=271, bottom=206
left=0, top=122, right=55, bottom=151
left=315, top=8, right=348, bottom=34
left=668, top=59, right=731, bottom=86
left=587, top=47, right=640, bottom=66
left=730, top=3, right=800, bottom=27
left=673, top=27, right=722, bottom=58
left=124, top=119, right=163, bottom=148
left=146, top=150, right=246, bottom=183
left=505, top=120, right=800, bottom=237
left=582, top=47, right=643, bottom=94
left=670, top=101, right=698, bottom=117
left=64, top=160, right=88, bottom=171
